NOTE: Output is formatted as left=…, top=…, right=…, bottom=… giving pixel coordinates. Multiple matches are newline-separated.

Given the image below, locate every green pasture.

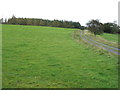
left=2, top=24, right=118, bottom=88
left=99, top=33, right=119, bottom=43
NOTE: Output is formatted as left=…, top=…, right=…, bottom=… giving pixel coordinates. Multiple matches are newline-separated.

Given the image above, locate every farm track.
left=80, top=31, right=120, bottom=55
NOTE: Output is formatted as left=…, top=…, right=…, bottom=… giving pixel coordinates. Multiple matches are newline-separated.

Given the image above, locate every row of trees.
left=86, top=19, right=120, bottom=35
left=4, top=15, right=83, bottom=29
left=3, top=16, right=120, bottom=35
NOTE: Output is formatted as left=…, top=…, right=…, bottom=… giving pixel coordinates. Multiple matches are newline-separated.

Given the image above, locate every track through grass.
left=2, top=24, right=118, bottom=88
left=79, top=30, right=119, bottom=55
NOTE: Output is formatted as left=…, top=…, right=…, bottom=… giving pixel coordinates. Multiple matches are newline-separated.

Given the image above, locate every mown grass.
left=2, top=24, right=118, bottom=88
left=99, top=33, right=119, bottom=43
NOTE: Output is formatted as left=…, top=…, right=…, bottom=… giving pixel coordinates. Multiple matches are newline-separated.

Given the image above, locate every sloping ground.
left=83, top=30, right=119, bottom=48
left=2, top=24, right=118, bottom=88
left=99, top=33, right=119, bottom=43
left=79, top=31, right=120, bottom=55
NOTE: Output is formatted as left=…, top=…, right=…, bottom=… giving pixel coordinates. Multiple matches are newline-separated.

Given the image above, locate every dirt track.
left=80, top=31, right=120, bottom=55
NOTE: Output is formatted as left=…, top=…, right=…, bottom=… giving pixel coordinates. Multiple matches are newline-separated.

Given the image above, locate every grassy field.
left=2, top=24, right=118, bottom=88
left=82, top=30, right=119, bottom=48
left=99, top=33, right=119, bottom=43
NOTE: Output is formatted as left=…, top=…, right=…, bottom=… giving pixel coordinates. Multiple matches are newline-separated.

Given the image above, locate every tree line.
left=86, top=19, right=120, bottom=35
left=2, top=16, right=120, bottom=35
left=3, top=15, right=84, bottom=29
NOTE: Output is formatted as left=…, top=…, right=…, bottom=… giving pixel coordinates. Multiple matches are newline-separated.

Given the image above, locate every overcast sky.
left=0, top=0, right=119, bottom=26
